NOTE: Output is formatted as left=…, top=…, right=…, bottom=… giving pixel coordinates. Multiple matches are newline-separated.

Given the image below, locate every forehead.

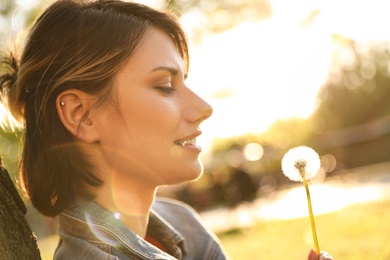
left=122, top=27, right=186, bottom=75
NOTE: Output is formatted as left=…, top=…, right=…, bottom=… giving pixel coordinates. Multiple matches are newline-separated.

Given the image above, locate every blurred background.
left=1, top=0, right=390, bottom=259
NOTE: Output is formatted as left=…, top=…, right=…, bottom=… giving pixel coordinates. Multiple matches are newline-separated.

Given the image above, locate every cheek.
left=101, top=93, right=181, bottom=155
left=120, top=97, right=180, bottom=134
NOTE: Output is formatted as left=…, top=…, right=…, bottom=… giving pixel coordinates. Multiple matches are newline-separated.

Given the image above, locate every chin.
left=185, top=163, right=204, bottom=182
left=168, top=163, right=204, bottom=185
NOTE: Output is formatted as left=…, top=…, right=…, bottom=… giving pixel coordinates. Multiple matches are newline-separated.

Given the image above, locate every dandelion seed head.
left=294, top=159, right=307, bottom=170
left=281, top=146, right=320, bottom=182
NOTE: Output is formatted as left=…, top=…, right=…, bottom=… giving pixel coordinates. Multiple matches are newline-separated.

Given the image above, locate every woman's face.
left=93, top=27, right=212, bottom=187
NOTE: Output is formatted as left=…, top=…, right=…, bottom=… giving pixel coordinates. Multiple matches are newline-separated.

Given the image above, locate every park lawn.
left=217, top=199, right=390, bottom=260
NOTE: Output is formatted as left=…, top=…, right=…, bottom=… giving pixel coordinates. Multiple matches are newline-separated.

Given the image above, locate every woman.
left=0, top=0, right=333, bottom=259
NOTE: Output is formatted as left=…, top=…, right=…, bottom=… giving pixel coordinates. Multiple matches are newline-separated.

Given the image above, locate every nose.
left=185, top=89, right=213, bottom=124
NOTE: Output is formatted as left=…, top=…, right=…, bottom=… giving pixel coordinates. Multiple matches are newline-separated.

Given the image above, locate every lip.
left=174, top=131, right=202, bottom=152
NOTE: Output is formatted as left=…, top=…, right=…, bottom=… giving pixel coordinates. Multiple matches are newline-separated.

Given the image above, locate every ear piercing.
left=60, top=101, right=66, bottom=106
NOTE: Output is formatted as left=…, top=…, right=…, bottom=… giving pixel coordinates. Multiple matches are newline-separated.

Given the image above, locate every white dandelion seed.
left=281, top=146, right=321, bottom=182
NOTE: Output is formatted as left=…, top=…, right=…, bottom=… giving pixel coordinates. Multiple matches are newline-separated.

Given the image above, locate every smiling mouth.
left=174, top=138, right=196, bottom=146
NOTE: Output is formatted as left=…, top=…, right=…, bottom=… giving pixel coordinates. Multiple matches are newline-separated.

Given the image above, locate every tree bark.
left=0, top=160, right=41, bottom=259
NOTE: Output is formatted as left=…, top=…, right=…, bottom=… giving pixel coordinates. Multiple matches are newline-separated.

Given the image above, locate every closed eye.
left=154, top=86, right=176, bottom=95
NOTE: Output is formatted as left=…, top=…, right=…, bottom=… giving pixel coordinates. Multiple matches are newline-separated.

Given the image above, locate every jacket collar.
left=58, top=197, right=187, bottom=259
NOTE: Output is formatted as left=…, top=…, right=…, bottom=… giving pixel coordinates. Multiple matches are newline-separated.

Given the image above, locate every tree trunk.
left=0, top=160, right=41, bottom=259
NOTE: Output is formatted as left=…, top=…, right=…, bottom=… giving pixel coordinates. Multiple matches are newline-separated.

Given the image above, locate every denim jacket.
left=54, top=197, right=229, bottom=259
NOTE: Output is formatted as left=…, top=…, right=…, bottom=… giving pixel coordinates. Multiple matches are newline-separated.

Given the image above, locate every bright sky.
left=3, top=0, right=390, bottom=151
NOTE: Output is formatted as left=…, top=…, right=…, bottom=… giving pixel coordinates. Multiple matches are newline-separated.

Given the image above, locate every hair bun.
left=0, top=51, right=24, bottom=123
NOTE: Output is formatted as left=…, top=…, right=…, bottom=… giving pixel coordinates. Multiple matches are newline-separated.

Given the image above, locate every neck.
left=93, top=177, right=157, bottom=238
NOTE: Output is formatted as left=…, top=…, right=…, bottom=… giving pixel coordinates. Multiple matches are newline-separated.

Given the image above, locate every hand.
left=308, top=248, right=334, bottom=260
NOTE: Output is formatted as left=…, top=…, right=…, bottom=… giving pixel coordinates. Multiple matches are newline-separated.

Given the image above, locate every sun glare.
left=0, top=103, right=10, bottom=129
left=184, top=0, right=390, bottom=152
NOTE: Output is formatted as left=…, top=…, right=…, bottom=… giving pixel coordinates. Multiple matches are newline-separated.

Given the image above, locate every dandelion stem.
left=302, top=174, right=320, bottom=254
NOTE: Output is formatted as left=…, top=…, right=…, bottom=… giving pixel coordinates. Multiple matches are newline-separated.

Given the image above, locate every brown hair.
left=0, top=0, right=188, bottom=216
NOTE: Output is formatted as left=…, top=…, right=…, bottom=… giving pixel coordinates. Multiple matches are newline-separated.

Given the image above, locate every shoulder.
left=152, top=197, right=208, bottom=235
left=54, top=233, right=121, bottom=260
left=153, top=197, right=197, bottom=213
left=152, top=197, right=201, bottom=223
left=152, top=197, right=230, bottom=260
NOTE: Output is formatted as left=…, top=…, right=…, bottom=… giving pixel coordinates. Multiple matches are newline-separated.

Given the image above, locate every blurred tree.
left=310, top=36, right=390, bottom=168
left=315, top=35, right=390, bottom=130
left=165, top=0, right=272, bottom=41
left=0, top=0, right=16, bottom=16
left=0, top=126, right=22, bottom=183
left=0, top=0, right=49, bottom=49
left=0, top=0, right=17, bottom=48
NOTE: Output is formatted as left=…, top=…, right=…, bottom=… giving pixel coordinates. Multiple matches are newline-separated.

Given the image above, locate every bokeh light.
left=243, top=143, right=263, bottom=161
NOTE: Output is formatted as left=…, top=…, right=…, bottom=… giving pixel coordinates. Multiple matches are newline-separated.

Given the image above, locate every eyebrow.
left=150, top=66, right=188, bottom=79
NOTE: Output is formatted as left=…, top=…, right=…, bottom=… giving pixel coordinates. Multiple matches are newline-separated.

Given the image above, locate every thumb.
left=319, top=252, right=334, bottom=260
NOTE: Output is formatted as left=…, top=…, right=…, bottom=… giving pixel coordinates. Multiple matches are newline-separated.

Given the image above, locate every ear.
left=56, top=89, right=99, bottom=143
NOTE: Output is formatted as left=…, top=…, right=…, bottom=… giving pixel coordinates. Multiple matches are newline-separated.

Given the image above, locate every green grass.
left=217, top=200, right=390, bottom=260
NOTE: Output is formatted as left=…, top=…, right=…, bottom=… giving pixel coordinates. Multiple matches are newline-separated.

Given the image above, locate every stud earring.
left=60, top=101, right=65, bottom=106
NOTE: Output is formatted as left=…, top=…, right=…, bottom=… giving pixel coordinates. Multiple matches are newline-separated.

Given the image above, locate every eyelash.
left=155, top=86, right=176, bottom=95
